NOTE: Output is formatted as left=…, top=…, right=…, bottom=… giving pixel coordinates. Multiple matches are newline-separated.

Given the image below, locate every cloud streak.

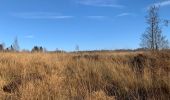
left=24, top=35, right=35, bottom=39
left=11, top=12, right=74, bottom=19
left=146, top=0, right=170, bottom=10
left=75, top=0, right=124, bottom=8
left=154, top=0, right=170, bottom=7
left=116, top=13, right=136, bottom=17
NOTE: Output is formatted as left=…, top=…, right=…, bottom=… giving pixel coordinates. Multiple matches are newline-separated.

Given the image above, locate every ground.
left=0, top=51, right=169, bottom=100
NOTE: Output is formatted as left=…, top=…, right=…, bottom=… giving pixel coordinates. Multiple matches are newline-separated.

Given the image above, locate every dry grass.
left=0, top=51, right=169, bottom=100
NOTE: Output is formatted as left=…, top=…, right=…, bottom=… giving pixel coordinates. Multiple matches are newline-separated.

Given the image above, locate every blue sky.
left=0, top=0, right=170, bottom=51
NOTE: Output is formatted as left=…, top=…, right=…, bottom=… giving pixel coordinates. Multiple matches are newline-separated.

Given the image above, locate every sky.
left=0, top=0, right=170, bottom=51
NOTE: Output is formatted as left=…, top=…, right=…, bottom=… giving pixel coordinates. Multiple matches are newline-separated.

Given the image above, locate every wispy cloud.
left=11, top=12, right=74, bottom=19
left=154, top=0, right=170, bottom=7
left=85, top=13, right=136, bottom=20
left=116, top=13, right=136, bottom=17
left=24, top=35, right=35, bottom=39
left=75, top=0, right=124, bottom=8
left=146, top=0, right=170, bottom=9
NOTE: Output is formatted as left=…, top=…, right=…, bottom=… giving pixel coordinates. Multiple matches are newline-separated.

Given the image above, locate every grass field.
left=0, top=51, right=169, bottom=100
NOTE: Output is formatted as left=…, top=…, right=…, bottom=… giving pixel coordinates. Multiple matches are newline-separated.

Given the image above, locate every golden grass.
left=0, top=52, right=169, bottom=100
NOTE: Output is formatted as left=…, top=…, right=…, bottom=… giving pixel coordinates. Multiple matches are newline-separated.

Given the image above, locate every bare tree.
left=0, top=43, right=5, bottom=51
left=12, top=37, right=20, bottom=51
left=164, top=20, right=170, bottom=26
left=0, top=44, right=4, bottom=51
left=75, top=45, right=79, bottom=52
left=140, top=5, right=169, bottom=51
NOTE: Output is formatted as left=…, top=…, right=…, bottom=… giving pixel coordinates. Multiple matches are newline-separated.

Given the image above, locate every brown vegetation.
left=0, top=51, right=169, bottom=100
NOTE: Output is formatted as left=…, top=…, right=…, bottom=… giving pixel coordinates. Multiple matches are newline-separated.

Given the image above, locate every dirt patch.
left=131, top=54, right=148, bottom=75
left=3, top=76, right=22, bottom=93
left=3, top=73, right=43, bottom=94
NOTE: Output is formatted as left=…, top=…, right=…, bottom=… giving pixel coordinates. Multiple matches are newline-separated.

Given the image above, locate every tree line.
left=0, top=37, right=20, bottom=52
left=0, top=37, right=46, bottom=52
